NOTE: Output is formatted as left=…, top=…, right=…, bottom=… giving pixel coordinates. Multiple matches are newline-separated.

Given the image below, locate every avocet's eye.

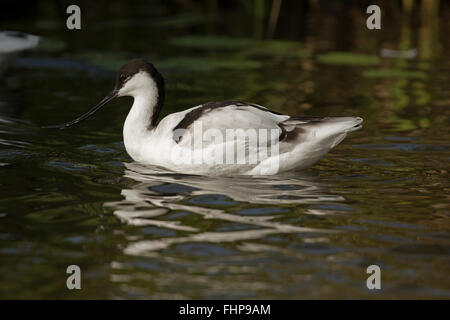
left=119, top=74, right=129, bottom=83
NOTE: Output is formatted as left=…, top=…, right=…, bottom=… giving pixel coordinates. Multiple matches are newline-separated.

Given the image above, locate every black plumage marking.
left=172, top=100, right=329, bottom=144
left=172, top=100, right=282, bottom=143
left=279, top=124, right=305, bottom=142
left=289, top=116, right=327, bottom=122
left=278, top=116, right=327, bottom=143
left=278, top=124, right=288, bottom=141
left=115, top=58, right=165, bottom=127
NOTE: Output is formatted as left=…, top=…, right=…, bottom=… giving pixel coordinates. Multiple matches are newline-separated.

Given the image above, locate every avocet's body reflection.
left=107, top=162, right=347, bottom=256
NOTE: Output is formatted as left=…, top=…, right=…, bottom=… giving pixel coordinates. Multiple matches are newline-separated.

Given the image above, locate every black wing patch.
left=172, top=100, right=327, bottom=144
left=278, top=116, right=327, bottom=143
left=172, top=100, right=282, bottom=143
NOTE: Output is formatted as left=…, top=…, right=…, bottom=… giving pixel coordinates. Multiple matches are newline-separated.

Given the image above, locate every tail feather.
left=279, top=116, right=363, bottom=143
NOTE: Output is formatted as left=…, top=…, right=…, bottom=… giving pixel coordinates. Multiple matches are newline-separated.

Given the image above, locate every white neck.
left=122, top=75, right=160, bottom=161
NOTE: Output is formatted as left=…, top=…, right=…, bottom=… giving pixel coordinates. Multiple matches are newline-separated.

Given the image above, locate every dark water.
left=0, top=2, right=449, bottom=299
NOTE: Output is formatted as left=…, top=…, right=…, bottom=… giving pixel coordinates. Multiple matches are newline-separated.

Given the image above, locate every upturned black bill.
left=42, top=91, right=117, bottom=129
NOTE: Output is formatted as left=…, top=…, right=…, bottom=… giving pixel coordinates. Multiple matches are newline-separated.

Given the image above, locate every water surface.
left=0, top=2, right=449, bottom=299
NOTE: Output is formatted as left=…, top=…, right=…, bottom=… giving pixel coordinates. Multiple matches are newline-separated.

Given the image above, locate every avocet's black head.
left=114, top=59, right=164, bottom=99
left=43, top=58, right=165, bottom=129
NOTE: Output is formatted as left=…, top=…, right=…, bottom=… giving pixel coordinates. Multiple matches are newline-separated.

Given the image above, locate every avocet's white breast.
left=122, top=71, right=161, bottom=161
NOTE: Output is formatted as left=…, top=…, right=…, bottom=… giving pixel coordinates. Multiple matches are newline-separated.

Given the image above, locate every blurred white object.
left=0, top=31, right=40, bottom=75
left=380, top=48, right=417, bottom=59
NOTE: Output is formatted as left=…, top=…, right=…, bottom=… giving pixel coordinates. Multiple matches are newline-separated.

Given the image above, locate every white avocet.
left=0, top=31, right=39, bottom=75
left=45, top=58, right=363, bottom=175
